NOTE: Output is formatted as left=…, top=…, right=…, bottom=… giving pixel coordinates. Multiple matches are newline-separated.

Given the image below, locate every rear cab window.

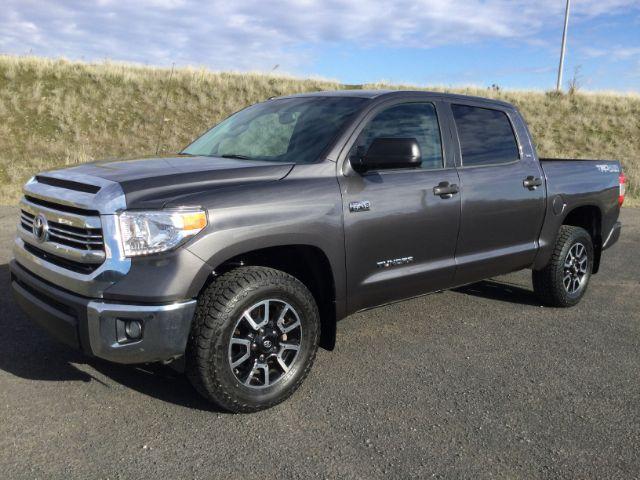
left=451, top=104, right=520, bottom=167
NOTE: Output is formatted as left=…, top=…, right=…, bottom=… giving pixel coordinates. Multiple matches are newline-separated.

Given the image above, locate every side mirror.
left=353, top=137, right=421, bottom=172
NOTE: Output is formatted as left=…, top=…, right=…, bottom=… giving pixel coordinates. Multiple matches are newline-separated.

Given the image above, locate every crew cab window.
left=354, top=103, right=444, bottom=170
left=451, top=104, right=519, bottom=167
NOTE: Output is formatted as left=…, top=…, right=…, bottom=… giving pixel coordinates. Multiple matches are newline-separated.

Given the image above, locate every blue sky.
left=1, top=0, right=639, bottom=91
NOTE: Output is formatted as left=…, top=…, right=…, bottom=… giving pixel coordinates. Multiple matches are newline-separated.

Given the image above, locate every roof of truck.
left=277, top=89, right=515, bottom=108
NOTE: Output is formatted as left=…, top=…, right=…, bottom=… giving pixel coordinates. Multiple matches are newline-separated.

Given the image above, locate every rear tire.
left=186, top=266, right=320, bottom=413
left=532, top=225, right=594, bottom=308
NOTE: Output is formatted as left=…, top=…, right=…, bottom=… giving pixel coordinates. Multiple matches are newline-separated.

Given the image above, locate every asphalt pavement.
left=0, top=206, right=638, bottom=479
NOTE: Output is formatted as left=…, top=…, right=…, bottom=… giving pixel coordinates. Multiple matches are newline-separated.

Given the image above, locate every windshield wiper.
left=220, top=154, right=253, bottom=160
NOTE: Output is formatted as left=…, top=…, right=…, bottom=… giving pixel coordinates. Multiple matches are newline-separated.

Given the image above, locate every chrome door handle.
left=523, top=176, right=542, bottom=190
left=433, top=182, right=459, bottom=199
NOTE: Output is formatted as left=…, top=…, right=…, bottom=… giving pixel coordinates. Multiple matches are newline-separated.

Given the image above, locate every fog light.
left=125, top=320, right=143, bottom=340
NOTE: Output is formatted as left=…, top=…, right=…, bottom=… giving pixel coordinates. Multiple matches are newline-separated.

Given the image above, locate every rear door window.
left=451, top=104, right=519, bottom=167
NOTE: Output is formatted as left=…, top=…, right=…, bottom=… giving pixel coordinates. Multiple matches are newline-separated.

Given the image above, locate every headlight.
left=118, top=209, right=207, bottom=257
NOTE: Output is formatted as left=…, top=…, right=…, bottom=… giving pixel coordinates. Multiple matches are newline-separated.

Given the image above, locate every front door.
left=339, top=101, right=461, bottom=312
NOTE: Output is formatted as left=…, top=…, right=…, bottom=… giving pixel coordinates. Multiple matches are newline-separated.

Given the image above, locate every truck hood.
left=44, top=156, right=294, bottom=209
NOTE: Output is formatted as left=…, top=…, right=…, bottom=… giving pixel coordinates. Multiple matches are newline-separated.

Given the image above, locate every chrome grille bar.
left=17, top=227, right=106, bottom=264
left=20, top=197, right=101, bottom=229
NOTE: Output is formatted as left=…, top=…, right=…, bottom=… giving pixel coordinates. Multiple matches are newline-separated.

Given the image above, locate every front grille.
left=21, top=210, right=104, bottom=251
left=18, top=195, right=106, bottom=273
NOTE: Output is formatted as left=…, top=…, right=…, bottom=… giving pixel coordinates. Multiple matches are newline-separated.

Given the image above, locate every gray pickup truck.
left=11, top=90, right=625, bottom=412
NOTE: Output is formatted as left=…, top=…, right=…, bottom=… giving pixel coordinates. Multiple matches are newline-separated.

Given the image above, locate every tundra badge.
left=376, top=256, right=414, bottom=268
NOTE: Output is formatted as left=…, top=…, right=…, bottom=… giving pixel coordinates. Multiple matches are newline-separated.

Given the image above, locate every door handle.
left=523, top=176, right=543, bottom=190
left=433, top=181, right=459, bottom=199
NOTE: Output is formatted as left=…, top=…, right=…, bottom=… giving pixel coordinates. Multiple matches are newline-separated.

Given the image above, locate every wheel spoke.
left=278, top=317, right=300, bottom=334
left=281, top=343, right=300, bottom=352
left=231, top=338, right=251, bottom=347
left=276, top=355, right=290, bottom=373
left=563, top=274, right=572, bottom=289
left=263, top=300, right=270, bottom=324
left=256, top=362, right=270, bottom=387
left=276, top=303, right=290, bottom=326
left=244, top=359, right=258, bottom=386
left=230, top=338, right=251, bottom=368
left=242, top=301, right=270, bottom=331
left=277, top=303, right=301, bottom=333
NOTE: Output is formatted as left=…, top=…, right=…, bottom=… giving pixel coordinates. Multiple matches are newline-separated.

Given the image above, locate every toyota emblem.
left=32, top=214, right=49, bottom=243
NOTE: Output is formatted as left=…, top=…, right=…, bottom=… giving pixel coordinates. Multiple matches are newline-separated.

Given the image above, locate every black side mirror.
left=353, top=137, right=421, bottom=172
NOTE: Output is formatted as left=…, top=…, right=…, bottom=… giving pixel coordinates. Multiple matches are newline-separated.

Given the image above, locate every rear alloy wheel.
left=562, top=242, right=589, bottom=295
left=186, top=267, right=319, bottom=413
left=533, top=225, right=594, bottom=307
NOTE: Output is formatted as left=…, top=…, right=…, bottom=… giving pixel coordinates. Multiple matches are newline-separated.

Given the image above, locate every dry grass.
left=0, top=55, right=638, bottom=204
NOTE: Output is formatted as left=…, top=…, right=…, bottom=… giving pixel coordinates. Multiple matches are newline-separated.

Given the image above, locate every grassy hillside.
left=0, top=55, right=638, bottom=204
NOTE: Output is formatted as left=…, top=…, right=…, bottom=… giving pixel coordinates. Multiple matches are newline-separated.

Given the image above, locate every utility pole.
left=556, top=0, right=571, bottom=91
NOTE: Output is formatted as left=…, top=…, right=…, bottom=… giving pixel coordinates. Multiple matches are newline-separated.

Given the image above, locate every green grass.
left=0, top=55, right=638, bottom=204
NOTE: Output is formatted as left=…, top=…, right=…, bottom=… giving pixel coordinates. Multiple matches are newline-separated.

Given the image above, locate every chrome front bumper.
left=10, top=260, right=196, bottom=364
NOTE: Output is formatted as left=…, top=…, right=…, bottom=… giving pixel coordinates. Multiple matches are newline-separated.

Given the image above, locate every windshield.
left=182, top=96, right=367, bottom=164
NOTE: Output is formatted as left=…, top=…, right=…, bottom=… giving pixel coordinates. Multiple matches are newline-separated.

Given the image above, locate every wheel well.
left=562, top=205, right=602, bottom=273
left=213, top=245, right=337, bottom=350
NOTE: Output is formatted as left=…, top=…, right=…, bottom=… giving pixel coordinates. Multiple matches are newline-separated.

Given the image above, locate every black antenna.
left=155, top=63, right=175, bottom=155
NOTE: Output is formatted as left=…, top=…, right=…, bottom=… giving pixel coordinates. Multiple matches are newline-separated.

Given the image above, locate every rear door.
left=339, top=100, right=461, bottom=312
left=446, top=103, right=546, bottom=284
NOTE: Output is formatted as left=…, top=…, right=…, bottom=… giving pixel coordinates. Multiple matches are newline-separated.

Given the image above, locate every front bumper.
left=10, top=260, right=197, bottom=364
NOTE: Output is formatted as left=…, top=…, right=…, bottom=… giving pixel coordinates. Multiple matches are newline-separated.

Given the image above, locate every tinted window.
left=183, top=97, right=367, bottom=164
left=452, top=105, right=519, bottom=167
left=354, top=103, right=443, bottom=170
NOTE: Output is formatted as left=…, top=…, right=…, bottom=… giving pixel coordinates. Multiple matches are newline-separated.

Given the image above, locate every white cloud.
left=583, top=46, right=640, bottom=60
left=0, top=0, right=638, bottom=72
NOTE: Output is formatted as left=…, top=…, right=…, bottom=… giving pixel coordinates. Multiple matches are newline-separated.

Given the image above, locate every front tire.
left=532, top=225, right=594, bottom=307
left=186, top=266, right=320, bottom=413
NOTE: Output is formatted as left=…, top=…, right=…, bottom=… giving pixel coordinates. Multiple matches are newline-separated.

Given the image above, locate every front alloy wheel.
left=186, top=267, right=320, bottom=413
left=229, top=299, right=302, bottom=389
